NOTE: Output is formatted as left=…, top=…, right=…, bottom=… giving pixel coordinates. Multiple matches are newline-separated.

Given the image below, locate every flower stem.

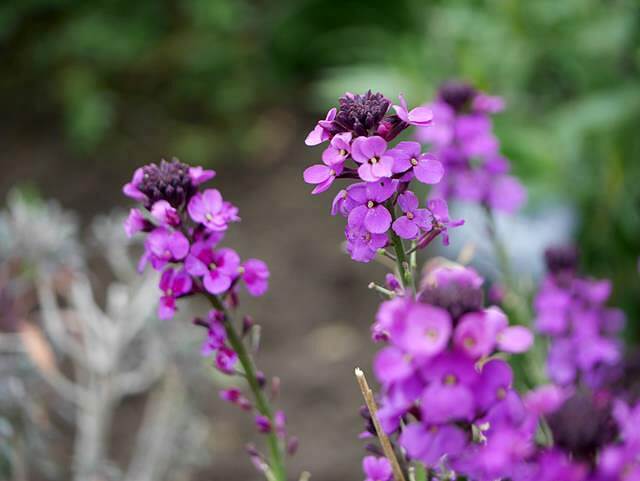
left=207, top=294, right=286, bottom=481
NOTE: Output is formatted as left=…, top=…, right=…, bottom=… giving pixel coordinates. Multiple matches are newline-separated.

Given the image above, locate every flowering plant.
left=303, top=86, right=639, bottom=481
left=123, top=159, right=294, bottom=481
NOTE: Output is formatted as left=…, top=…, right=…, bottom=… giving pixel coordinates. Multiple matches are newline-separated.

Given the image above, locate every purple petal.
left=392, top=216, right=419, bottom=239
left=497, top=326, right=533, bottom=353
left=361, top=136, right=388, bottom=159
left=374, top=346, right=413, bottom=383
left=397, top=191, right=419, bottom=213
left=407, top=106, right=434, bottom=126
left=189, top=166, right=216, bottom=185
left=203, top=271, right=232, bottom=294
left=303, top=164, right=332, bottom=184
left=168, top=231, right=190, bottom=259
left=364, top=205, right=392, bottom=234
left=488, top=176, right=526, bottom=214
left=414, top=156, right=444, bottom=184
left=357, top=163, right=378, bottom=182
left=311, top=176, right=335, bottom=194
left=158, top=296, right=176, bottom=320
left=371, top=156, right=393, bottom=178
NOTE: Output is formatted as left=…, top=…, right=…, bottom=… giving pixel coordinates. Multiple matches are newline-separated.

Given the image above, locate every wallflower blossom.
left=415, top=82, right=526, bottom=214
left=123, top=159, right=290, bottom=476
left=158, top=267, right=192, bottom=320
left=362, top=456, right=392, bottom=481
left=303, top=90, right=455, bottom=263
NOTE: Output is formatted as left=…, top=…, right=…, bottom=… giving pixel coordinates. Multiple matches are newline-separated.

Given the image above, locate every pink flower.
left=393, top=94, right=434, bottom=126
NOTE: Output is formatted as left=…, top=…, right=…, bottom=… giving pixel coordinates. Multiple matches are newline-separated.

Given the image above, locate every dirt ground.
left=0, top=117, right=391, bottom=481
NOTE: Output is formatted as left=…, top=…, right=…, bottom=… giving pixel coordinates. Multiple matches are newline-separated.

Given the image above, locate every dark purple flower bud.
left=364, top=444, right=384, bottom=457
left=438, top=81, right=477, bottom=113
left=256, top=370, right=266, bottom=389
left=242, top=315, right=255, bottom=337
left=544, top=245, right=579, bottom=276
left=330, top=91, right=391, bottom=137
left=255, top=414, right=272, bottom=433
left=418, top=265, right=484, bottom=321
left=547, top=389, right=617, bottom=461
left=137, top=158, right=197, bottom=209
left=286, top=436, right=299, bottom=456
left=376, top=115, right=409, bottom=142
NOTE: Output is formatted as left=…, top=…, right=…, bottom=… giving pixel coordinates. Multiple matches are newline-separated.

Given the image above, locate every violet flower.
left=362, top=456, right=392, bottom=481
left=392, top=191, right=432, bottom=240
left=158, top=267, right=193, bottom=320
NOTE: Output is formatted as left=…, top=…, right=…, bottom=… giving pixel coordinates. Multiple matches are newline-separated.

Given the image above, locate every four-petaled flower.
left=392, top=191, right=433, bottom=240
left=351, top=136, right=394, bottom=182
left=362, top=456, right=392, bottom=481
left=347, top=180, right=396, bottom=234
left=185, top=241, right=241, bottom=294
left=158, top=267, right=193, bottom=320
left=389, top=141, right=444, bottom=184
left=188, top=188, right=239, bottom=232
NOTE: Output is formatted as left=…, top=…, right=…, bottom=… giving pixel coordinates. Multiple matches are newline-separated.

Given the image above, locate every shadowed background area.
left=0, top=0, right=639, bottom=480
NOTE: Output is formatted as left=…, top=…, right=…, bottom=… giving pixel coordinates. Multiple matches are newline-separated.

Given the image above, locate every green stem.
left=207, top=295, right=286, bottom=481
left=388, top=201, right=414, bottom=291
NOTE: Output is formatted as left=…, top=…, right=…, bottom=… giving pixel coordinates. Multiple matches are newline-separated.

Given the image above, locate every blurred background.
left=0, top=0, right=639, bottom=480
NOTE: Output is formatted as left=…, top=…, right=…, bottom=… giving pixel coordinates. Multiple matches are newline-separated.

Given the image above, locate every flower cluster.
left=415, top=82, right=526, bottom=214
left=522, top=384, right=640, bottom=480
left=534, top=246, right=625, bottom=388
left=371, top=263, right=535, bottom=480
left=304, top=91, right=463, bottom=263
left=123, top=158, right=269, bottom=320
left=123, top=158, right=291, bottom=480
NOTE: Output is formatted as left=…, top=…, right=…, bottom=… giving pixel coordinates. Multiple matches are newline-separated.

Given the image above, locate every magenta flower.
left=305, top=108, right=337, bottom=146
left=255, top=414, right=272, bottom=434
left=188, top=188, right=238, bottom=232
left=392, top=191, right=432, bottom=240
left=201, top=310, right=226, bottom=356
left=400, top=423, right=466, bottom=466
left=219, top=388, right=252, bottom=411
left=393, top=94, right=434, bottom=127
left=151, top=200, right=180, bottom=227
left=123, top=167, right=146, bottom=202
left=185, top=241, right=240, bottom=294
left=347, top=180, right=396, bottom=234
left=240, top=259, right=270, bottom=296
left=373, top=346, right=413, bottom=384
left=389, top=141, right=444, bottom=184
left=427, top=198, right=464, bottom=245
left=345, top=223, right=388, bottom=263
left=144, top=227, right=190, bottom=270
left=158, top=268, right=193, bottom=320
left=392, top=303, right=451, bottom=358
left=362, top=456, right=392, bottom=481
left=303, top=133, right=351, bottom=194
left=124, top=208, right=150, bottom=238
left=351, top=136, right=394, bottom=182
left=215, top=345, right=238, bottom=374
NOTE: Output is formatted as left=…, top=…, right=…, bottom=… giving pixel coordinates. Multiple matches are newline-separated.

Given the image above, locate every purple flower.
left=393, top=94, right=434, bottom=127
left=185, top=241, right=240, bottom=294
left=188, top=188, right=238, bottom=232
left=144, top=227, right=190, bottom=270
left=215, top=345, right=238, bottom=374
left=487, top=175, right=527, bottom=214
left=123, top=159, right=197, bottom=209
left=400, top=423, right=466, bottom=466
left=391, top=303, right=451, bottom=358
left=240, top=259, right=270, bottom=296
left=254, top=414, right=272, bottom=434
left=158, top=268, right=192, bottom=320
left=392, top=191, right=433, bottom=240
left=389, top=141, right=444, bottom=184
left=347, top=180, right=396, bottom=234
left=351, top=136, right=394, bottom=182
left=124, top=208, right=150, bottom=238
left=427, top=198, right=464, bottom=245
left=151, top=200, right=181, bottom=227
left=362, top=456, right=392, bottom=481
left=524, top=384, right=571, bottom=416
left=373, top=346, right=413, bottom=384
left=305, top=108, right=337, bottom=146
left=201, top=310, right=227, bottom=356
left=345, top=223, right=388, bottom=263
left=220, top=388, right=252, bottom=410
left=303, top=133, right=350, bottom=194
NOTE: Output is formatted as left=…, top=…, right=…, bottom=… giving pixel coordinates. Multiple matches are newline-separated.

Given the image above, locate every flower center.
left=406, top=212, right=415, bottom=220
left=444, top=374, right=457, bottom=386
left=496, top=387, right=507, bottom=400
left=362, top=232, right=371, bottom=242
left=426, top=328, right=439, bottom=340
left=339, top=149, right=347, bottom=156
left=164, top=249, right=172, bottom=258
left=209, top=262, right=218, bottom=271
left=237, top=266, right=245, bottom=275
left=329, top=169, right=336, bottom=177
left=369, top=156, right=379, bottom=165
left=410, top=157, right=419, bottom=166
left=464, top=337, right=476, bottom=348
left=166, top=288, right=174, bottom=297
left=367, top=200, right=375, bottom=209
left=205, top=212, right=214, bottom=221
